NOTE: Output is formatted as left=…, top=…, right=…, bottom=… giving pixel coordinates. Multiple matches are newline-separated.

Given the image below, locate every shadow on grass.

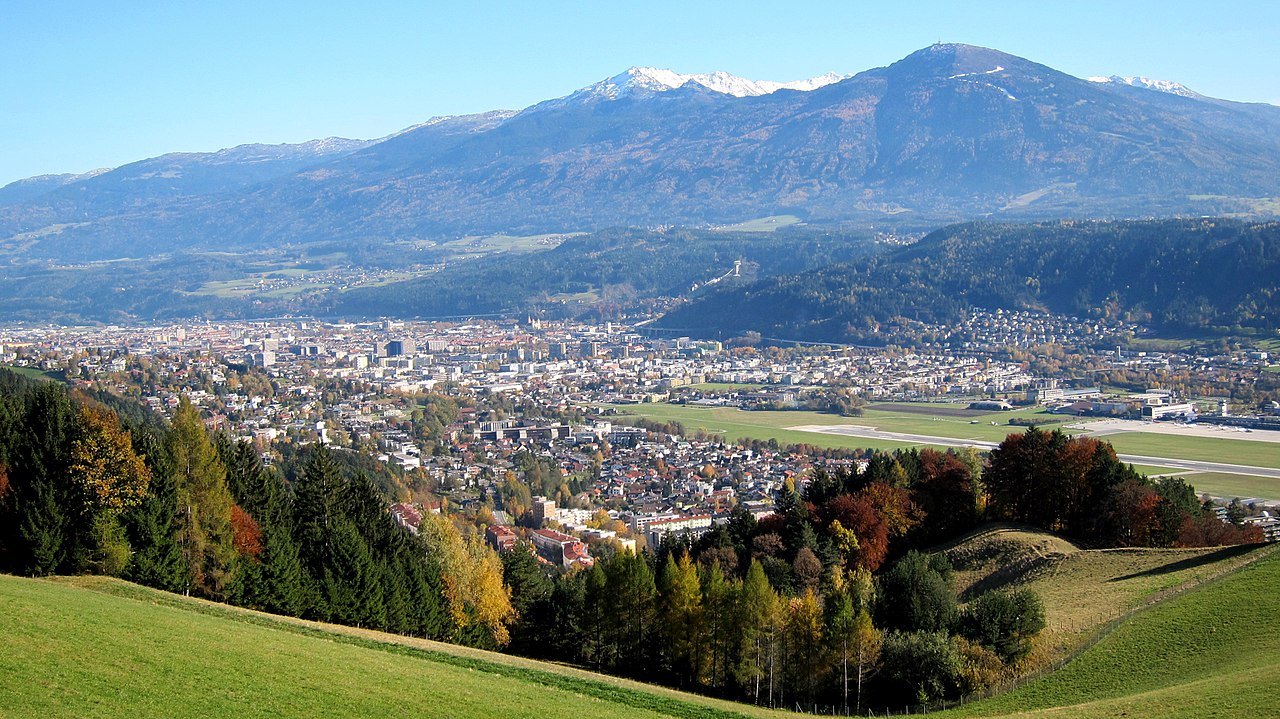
left=1106, top=544, right=1261, bottom=582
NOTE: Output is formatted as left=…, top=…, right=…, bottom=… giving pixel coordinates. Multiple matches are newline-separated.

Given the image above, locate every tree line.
left=0, top=369, right=512, bottom=649
left=0, top=367, right=1261, bottom=713
left=660, top=219, right=1280, bottom=344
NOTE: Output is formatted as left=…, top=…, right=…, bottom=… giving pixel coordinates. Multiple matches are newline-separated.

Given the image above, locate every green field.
left=437, top=232, right=579, bottom=258
left=0, top=365, right=56, bottom=381
left=1128, top=466, right=1280, bottom=501
left=0, top=575, right=783, bottom=719
left=1102, top=431, right=1280, bottom=469
left=942, top=548, right=1280, bottom=718
left=607, top=402, right=1280, bottom=470
left=605, top=403, right=1085, bottom=451
left=858, top=404, right=1092, bottom=442
left=1175, top=471, right=1280, bottom=500
left=606, top=403, right=925, bottom=451
left=941, top=526, right=1272, bottom=662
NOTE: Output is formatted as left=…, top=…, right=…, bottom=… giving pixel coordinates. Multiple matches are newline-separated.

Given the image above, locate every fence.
left=777, top=541, right=1278, bottom=717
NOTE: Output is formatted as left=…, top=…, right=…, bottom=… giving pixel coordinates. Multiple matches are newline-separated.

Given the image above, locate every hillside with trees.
left=657, top=219, right=1280, bottom=343
left=0, top=370, right=1262, bottom=713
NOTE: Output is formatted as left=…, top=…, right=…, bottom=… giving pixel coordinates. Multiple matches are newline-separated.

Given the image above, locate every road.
left=785, top=424, right=1280, bottom=480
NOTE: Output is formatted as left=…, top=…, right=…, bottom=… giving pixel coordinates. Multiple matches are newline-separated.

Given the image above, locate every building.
left=485, top=524, right=518, bottom=552
left=1026, top=380, right=1064, bottom=405
left=389, top=503, right=423, bottom=535
left=478, top=423, right=572, bottom=443
left=1243, top=512, right=1280, bottom=542
left=387, top=339, right=415, bottom=356
left=531, top=528, right=593, bottom=568
left=968, top=400, right=1013, bottom=411
left=1142, top=402, right=1197, bottom=420
left=634, top=513, right=715, bottom=548
left=532, top=497, right=557, bottom=525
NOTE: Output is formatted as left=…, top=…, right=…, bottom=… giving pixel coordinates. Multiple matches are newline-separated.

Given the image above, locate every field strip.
left=786, top=424, right=1280, bottom=479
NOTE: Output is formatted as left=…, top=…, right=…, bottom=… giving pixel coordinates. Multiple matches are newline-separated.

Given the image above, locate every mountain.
left=545, top=66, right=849, bottom=103
left=3, top=43, right=1280, bottom=262
left=654, top=219, right=1280, bottom=344
left=0, top=138, right=372, bottom=259
left=1088, top=75, right=1202, bottom=98
left=0, top=169, right=108, bottom=208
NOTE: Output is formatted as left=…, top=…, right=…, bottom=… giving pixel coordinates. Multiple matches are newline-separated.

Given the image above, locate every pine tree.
left=255, top=524, right=307, bottom=616
left=292, top=444, right=345, bottom=619
left=9, top=383, right=77, bottom=575
left=324, top=518, right=383, bottom=627
left=121, top=432, right=187, bottom=592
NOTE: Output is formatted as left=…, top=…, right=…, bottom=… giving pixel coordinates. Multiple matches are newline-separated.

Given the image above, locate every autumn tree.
left=785, top=589, right=826, bottom=709
left=168, top=397, right=236, bottom=598
left=419, top=512, right=514, bottom=648
left=70, top=405, right=151, bottom=574
left=659, top=552, right=707, bottom=685
left=736, top=559, right=779, bottom=702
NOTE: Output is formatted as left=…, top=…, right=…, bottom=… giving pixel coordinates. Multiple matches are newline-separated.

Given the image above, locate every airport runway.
left=786, top=424, right=1280, bottom=480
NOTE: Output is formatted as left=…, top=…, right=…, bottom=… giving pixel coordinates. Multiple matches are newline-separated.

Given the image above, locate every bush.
left=879, top=631, right=965, bottom=704
left=877, top=551, right=957, bottom=633
left=958, top=589, right=1046, bottom=663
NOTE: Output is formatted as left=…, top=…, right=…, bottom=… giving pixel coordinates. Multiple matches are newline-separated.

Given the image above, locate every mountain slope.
left=3, top=44, right=1280, bottom=261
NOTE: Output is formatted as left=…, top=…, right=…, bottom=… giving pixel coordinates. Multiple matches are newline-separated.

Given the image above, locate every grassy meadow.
left=2, top=542, right=1277, bottom=719
left=0, top=575, right=782, bottom=719
left=940, top=547, right=1280, bottom=718
left=941, top=526, right=1275, bottom=661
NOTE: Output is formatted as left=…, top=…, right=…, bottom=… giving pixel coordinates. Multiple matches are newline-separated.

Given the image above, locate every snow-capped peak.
left=572, top=66, right=849, bottom=100
left=1087, top=75, right=1200, bottom=98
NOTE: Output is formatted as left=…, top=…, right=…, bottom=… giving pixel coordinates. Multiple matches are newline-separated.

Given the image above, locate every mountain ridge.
left=3, top=43, right=1280, bottom=262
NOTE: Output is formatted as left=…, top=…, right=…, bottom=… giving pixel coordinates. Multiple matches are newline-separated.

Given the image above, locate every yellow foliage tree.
left=420, top=513, right=514, bottom=647
left=69, top=405, right=150, bottom=514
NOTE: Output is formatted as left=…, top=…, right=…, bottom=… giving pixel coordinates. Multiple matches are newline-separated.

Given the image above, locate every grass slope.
left=0, top=575, right=784, bottom=719
left=941, top=549, right=1280, bottom=718
left=2, top=545, right=1277, bottom=719
left=940, top=526, right=1273, bottom=662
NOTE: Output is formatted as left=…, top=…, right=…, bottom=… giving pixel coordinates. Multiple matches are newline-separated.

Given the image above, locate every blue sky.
left=2, top=0, right=1277, bottom=185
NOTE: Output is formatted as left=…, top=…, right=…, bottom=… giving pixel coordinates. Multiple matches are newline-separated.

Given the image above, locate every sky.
left=2, top=0, right=1278, bottom=185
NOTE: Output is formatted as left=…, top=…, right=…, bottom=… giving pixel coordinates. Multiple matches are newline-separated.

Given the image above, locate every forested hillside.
left=335, top=228, right=877, bottom=320
left=0, top=370, right=1261, bottom=712
left=657, top=219, right=1280, bottom=343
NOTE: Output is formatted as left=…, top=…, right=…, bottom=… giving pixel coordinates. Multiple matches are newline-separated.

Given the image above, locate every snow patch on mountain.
left=565, top=67, right=849, bottom=102
left=1088, top=75, right=1200, bottom=98
left=949, top=66, right=1004, bottom=80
